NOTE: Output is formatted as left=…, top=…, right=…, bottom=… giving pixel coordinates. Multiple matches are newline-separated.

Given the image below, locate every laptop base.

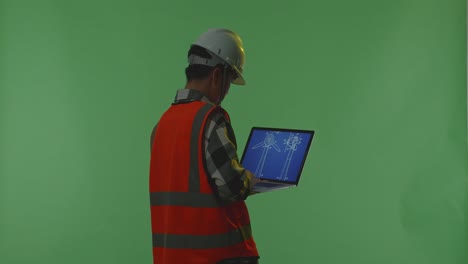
left=252, top=183, right=295, bottom=193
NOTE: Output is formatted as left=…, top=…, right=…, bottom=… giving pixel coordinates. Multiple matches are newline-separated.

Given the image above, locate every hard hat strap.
left=188, top=49, right=227, bottom=67
left=219, top=65, right=228, bottom=105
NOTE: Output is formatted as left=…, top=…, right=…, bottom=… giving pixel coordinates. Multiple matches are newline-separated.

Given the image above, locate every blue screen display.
left=241, top=129, right=313, bottom=183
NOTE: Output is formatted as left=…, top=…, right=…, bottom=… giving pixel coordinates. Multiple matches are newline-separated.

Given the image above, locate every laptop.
left=240, top=127, right=315, bottom=193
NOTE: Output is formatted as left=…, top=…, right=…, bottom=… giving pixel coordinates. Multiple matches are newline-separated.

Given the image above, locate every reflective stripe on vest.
left=150, top=103, right=251, bottom=249
left=188, top=103, right=213, bottom=192
left=150, top=192, right=219, bottom=207
left=152, top=224, right=252, bottom=249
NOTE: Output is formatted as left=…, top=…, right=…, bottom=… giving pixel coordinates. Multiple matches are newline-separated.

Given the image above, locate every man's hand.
left=249, top=176, right=261, bottom=196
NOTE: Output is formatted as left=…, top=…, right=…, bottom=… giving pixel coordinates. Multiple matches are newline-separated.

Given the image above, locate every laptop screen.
left=240, top=127, right=314, bottom=184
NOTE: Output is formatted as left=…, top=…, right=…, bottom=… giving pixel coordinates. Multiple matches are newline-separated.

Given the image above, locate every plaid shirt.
left=152, top=89, right=252, bottom=201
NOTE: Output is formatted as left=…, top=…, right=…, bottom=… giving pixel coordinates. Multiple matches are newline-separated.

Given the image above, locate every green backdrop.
left=1, top=0, right=467, bottom=263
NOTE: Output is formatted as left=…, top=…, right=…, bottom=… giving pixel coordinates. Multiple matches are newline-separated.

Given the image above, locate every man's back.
left=149, top=99, right=259, bottom=264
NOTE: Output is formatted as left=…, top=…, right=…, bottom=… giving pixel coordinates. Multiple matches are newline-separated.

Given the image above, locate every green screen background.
left=1, top=0, right=467, bottom=263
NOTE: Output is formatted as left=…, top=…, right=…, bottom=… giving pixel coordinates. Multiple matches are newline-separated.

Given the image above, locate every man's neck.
left=185, top=80, right=208, bottom=91
left=185, top=82, right=217, bottom=104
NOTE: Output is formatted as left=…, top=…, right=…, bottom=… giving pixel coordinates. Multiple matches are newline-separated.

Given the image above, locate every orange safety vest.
left=149, top=100, right=259, bottom=264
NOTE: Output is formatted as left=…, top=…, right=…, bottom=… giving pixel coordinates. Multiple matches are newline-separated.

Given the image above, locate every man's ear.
left=211, top=67, right=221, bottom=86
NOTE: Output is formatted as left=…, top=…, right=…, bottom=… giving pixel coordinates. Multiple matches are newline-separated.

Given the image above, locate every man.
left=149, top=29, right=260, bottom=264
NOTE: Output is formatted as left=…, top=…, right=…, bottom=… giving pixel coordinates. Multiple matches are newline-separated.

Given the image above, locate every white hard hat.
left=188, top=28, right=246, bottom=85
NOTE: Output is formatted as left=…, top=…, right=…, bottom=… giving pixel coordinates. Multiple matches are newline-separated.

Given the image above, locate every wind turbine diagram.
left=252, top=132, right=281, bottom=177
left=278, top=133, right=302, bottom=180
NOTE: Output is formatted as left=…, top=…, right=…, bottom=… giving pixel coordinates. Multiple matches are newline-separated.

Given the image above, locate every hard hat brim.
left=231, top=66, right=246, bottom=85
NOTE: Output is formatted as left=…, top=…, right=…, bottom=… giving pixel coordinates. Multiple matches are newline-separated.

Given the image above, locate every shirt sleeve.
left=203, top=110, right=252, bottom=202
